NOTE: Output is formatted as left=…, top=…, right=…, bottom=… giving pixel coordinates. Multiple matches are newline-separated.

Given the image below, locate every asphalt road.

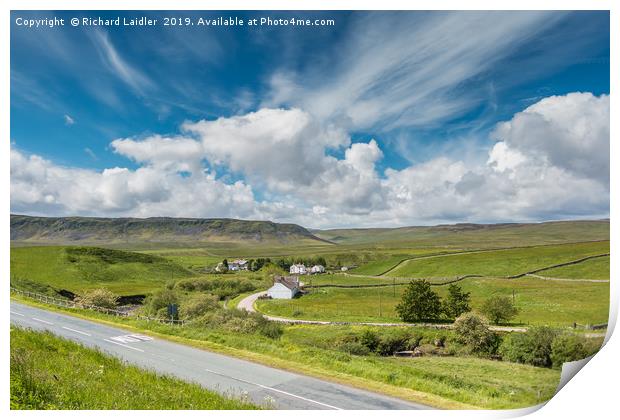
left=10, top=301, right=429, bottom=410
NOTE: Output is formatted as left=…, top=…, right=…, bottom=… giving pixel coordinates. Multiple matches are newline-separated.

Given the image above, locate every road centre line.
left=62, top=326, right=92, bottom=336
left=32, top=317, right=54, bottom=325
left=204, top=368, right=343, bottom=410
left=103, top=338, right=145, bottom=352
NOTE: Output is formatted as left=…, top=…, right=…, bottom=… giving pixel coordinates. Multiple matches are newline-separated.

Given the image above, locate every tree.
left=481, top=295, right=519, bottom=324
left=179, top=294, right=219, bottom=319
left=453, top=312, right=500, bottom=355
left=443, top=283, right=471, bottom=319
left=75, top=288, right=118, bottom=309
left=550, top=334, right=591, bottom=368
left=395, top=280, right=442, bottom=322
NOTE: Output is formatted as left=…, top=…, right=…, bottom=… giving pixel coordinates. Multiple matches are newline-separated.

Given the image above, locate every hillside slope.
left=312, top=220, right=610, bottom=247
left=11, top=214, right=328, bottom=246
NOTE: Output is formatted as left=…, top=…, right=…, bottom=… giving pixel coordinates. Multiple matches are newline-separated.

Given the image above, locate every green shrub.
left=499, top=326, right=560, bottom=368
left=481, top=296, right=519, bottom=324
left=359, top=329, right=380, bottom=352
left=144, top=288, right=178, bottom=316
left=550, top=334, right=591, bottom=368
left=179, top=294, right=219, bottom=319
left=75, top=288, right=118, bottom=309
left=443, top=283, right=471, bottom=319
left=375, top=330, right=411, bottom=356
left=453, top=312, right=500, bottom=356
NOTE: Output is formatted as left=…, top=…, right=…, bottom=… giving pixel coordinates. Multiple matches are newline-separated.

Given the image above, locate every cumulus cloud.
left=10, top=93, right=609, bottom=227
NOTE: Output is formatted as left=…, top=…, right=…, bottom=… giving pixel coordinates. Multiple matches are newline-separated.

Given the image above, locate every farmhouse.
left=228, top=259, right=249, bottom=271
left=310, top=264, right=325, bottom=274
left=267, top=276, right=300, bottom=299
left=289, top=263, right=307, bottom=275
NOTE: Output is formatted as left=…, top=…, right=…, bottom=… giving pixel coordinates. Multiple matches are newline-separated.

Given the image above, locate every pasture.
left=256, top=276, right=609, bottom=326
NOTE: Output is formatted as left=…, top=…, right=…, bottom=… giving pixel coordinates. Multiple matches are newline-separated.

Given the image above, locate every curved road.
left=10, top=301, right=428, bottom=410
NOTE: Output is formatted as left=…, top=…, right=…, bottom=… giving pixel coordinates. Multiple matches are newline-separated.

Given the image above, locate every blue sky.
left=10, top=11, right=610, bottom=228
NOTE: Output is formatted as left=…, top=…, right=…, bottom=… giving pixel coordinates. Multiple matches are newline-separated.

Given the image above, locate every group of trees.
left=396, top=280, right=519, bottom=324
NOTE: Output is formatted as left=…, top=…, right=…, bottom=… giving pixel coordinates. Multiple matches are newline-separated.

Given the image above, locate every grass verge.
left=10, top=326, right=259, bottom=409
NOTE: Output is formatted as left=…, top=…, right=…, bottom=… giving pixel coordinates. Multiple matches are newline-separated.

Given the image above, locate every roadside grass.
left=386, top=241, right=609, bottom=278
left=10, top=296, right=562, bottom=409
left=256, top=277, right=609, bottom=326
left=10, top=246, right=194, bottom=295
left=10, top=327, right=259, bottom=410
left=536, top=256, right=610, bottom=280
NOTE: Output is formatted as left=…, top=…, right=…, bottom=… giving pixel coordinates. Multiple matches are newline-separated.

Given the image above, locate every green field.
left=386, top=241, right=609, bottom=278
left=536, top=256, right=610, bottom=280
left=257, top=277, right=609, bottom=326
left=10, top=246, right=194, bottom=295
left=10, top=327, right=258, bottom=409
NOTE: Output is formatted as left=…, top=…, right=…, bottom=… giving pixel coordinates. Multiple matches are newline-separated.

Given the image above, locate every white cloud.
left=10, top=93, right=609, bottom=228
left=63, top=114, right=75, bottom=126
left=91, top=30, right=153, bottom=94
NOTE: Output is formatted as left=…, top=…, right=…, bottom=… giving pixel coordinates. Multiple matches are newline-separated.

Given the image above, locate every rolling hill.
left=10, top=214, right=330, bottom=246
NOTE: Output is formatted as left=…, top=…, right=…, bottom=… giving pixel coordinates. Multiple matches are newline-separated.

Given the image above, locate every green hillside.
left=10, top=246, right=194, bottom=295
left=313, top=220, right=610, bottom=247
left=11, top=214, right=329, bottom=246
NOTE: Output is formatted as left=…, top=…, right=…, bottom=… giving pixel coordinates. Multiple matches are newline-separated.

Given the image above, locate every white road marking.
left=204, top=368, right=343, bottom=410
left=10, top=311, right=25, bottom=316
left=110, top=334, right=153, bottom=343
left=32, top=317, right=54, bottom=325
left=62, top=326, right=92, bottom=336
left=103, top=338, right=145, bottom=352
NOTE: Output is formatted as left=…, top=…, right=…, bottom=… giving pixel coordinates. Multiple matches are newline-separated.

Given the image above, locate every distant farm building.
left=228, top=259, right=249, bottom=271
left=267, top=276, right=300, bottom=299
left=289, top=264, right=307, bottom=275
left=310, top=265, right=325, bottom=274
left=341, top=266, right=349, bottom=272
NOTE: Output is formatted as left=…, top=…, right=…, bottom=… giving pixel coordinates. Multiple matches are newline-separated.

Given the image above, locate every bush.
left=443, top=284, right=471, bottom=319
left=395, top=280, right=442, bottom=322
left=453, top=312, right=500, bottom=355
left=144, top=288, right=178, bottom=316
left=179, top=294, right=219, bottom=319
left=499, top=326, right=560, bottom=368
left=196, top=308, right=282, bottom=339
left=75, top=288, right=118, bottom=309
left=176, top=278, right=255, bottom=300
left=359, top=329, right=380, bottom=352
left=481, top=296, right=519, bottom=324
left=375, top=330, right=411, bottom=356
left=550, top=334, right=591, bottom=368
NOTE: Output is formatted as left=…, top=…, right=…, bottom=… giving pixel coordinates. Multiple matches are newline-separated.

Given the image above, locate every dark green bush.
left=338, top=341, right=371, bottom=356
left=499, top=326, right=560, bottom=368
left=550, top=334, right=592, bottom=368
left=179, top=294, right=219, bottom=319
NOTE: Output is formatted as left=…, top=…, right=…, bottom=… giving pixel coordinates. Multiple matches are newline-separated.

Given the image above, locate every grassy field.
left=536, top=256, right=610, bottom=280
left=11, top=296, right=564, bottom=409
left=257, top=277, right=609, bottom=326
left=10, top=327, right=258, bottom=409
left=10, top=246, right=194, bottom=295
left=386, top=241, right=609, bottom=278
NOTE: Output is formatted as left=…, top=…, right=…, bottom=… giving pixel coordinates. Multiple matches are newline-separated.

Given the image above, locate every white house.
left=267, top=276, right=300, bottom=299
left=341, top=266, right=349, bottom=272
left=310, top=265, right=325, bottom=274
left=289, top=264, right=307, bottom=275
left=228, top=259, right=249, bottom=271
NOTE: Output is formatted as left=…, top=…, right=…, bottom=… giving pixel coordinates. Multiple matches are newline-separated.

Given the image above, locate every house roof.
left=274, top=275, right=299, bottom=290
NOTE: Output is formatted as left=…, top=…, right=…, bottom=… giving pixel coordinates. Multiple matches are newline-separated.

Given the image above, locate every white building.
left=341, top=266, right=349, bottom=272
left=310, top=265, right=325, bottom=274
left=267, top=276, right=300, bottom=299
left=228, top=259, right=249, bottom=271
left=289, top=264, right=307, bottom=275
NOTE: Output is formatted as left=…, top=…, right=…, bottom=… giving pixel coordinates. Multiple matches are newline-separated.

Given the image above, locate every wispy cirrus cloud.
left=91, top=29, right=154, bottom=94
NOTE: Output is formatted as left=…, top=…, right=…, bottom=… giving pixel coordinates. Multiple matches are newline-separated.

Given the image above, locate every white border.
left=2, top=2, right=616, bottom=420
